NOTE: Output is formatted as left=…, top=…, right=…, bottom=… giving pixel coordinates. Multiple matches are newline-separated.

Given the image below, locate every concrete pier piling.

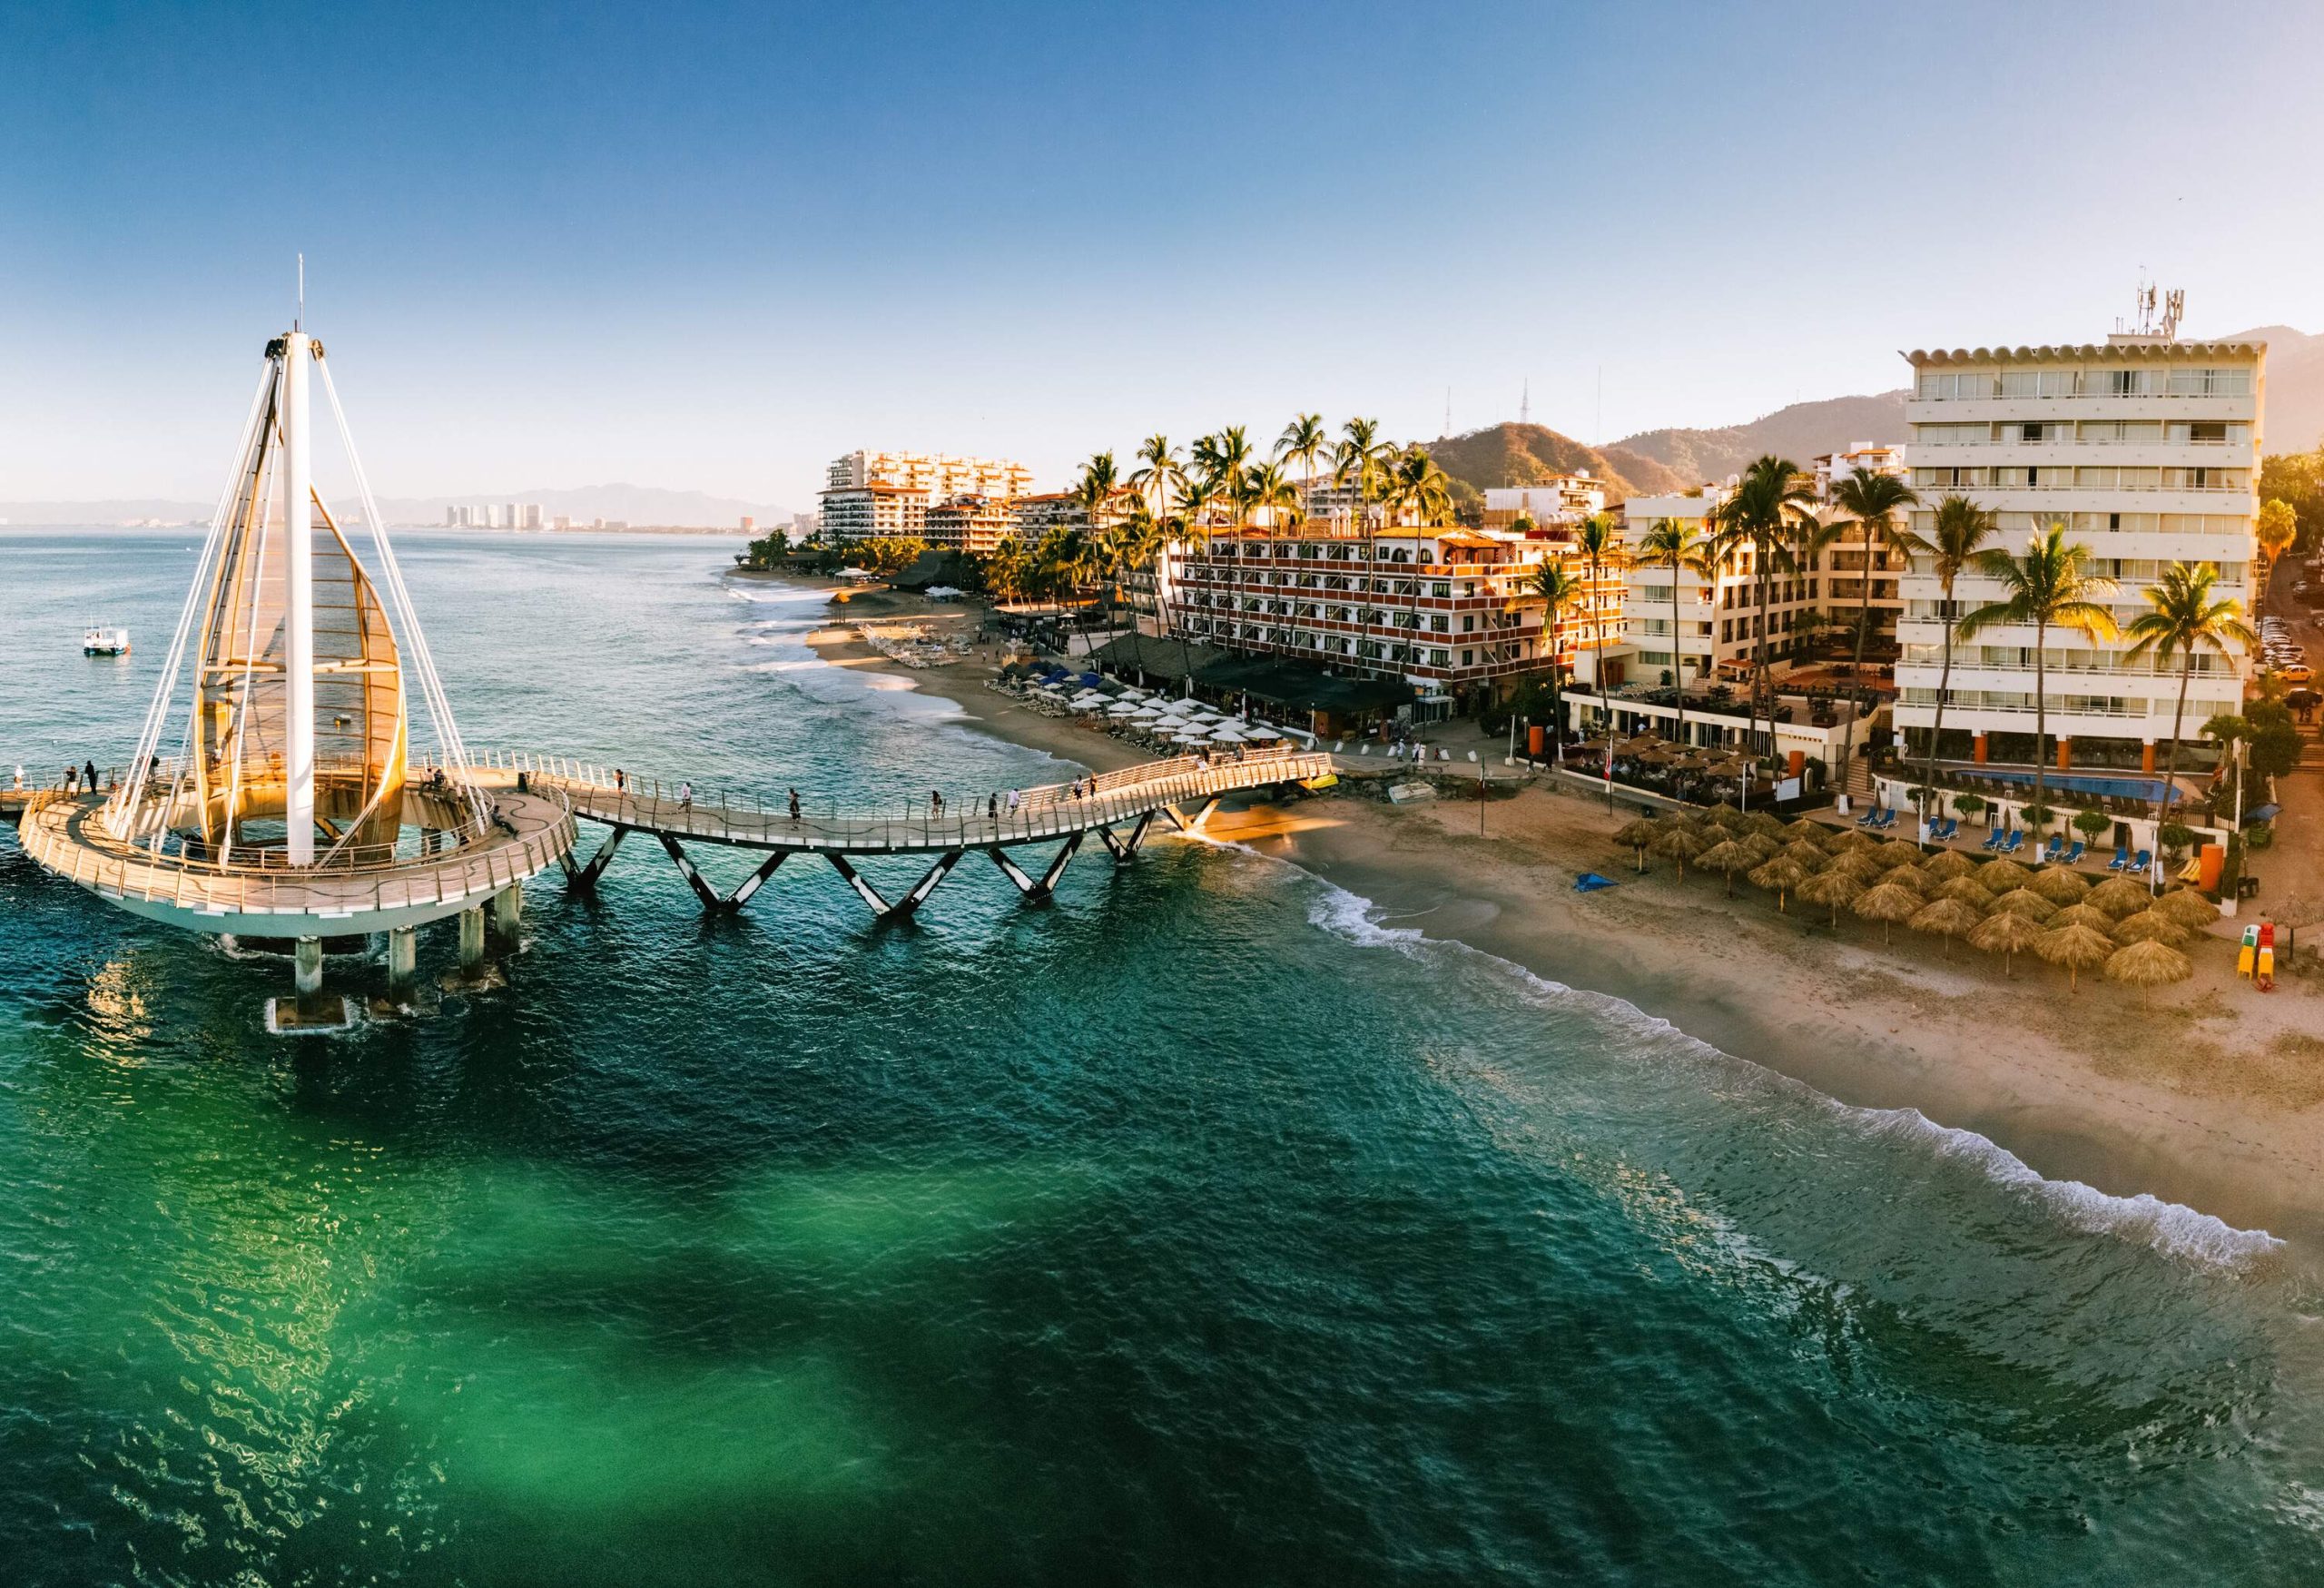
left=294, top=937, right=323, bottom=998
left=387, top=926, right=417, bottom=991
left=489, top=882, right=522, bottom=945
left=458, top=906, right=486, bottom=970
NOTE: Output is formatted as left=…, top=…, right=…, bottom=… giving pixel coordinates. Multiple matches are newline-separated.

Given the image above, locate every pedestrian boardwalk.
left=468, top=745, right=1333, bottom=917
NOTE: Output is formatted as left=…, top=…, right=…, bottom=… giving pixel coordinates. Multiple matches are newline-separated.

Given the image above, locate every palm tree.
left=982, top=538, right=1031, bottom=606
left=1637, top=517, right=1712, bottom=749
left=1333, top=417, right=1392, bottom=557
left=1530, top=559, right=1590, bottom=753
left=1175, top=464, right=1218, bottom=638
left=1826, top=467, right=1921, bottom=784
left=1211, top=426, right=1255, bottom=527
left=1276, top=414, right=1328, bottom=519
left=1129, top=435, right=1184, bottom=521
left=1384, top=447, right=1453, bottom=658
left=2121, top=561, right=2257, bottom=828
left=1707, top=456, right=1815, bottom=770
left=1954, top=522, right=2121, bottom=836
left=1573, top=513, right=1627, bottom=768
left=1890, top=494, right=1998, bottom=816
left=1245, top=459, right=1300, bottom=529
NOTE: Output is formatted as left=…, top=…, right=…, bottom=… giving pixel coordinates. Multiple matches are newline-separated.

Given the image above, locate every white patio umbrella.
left=1243, top=725, right=1283, bottom=741
left=1208, top=726, right=1249, bottom=744
left=1107, top=702, right=1142, bottom=716
left=1171, top=732, right=1208, bottom=745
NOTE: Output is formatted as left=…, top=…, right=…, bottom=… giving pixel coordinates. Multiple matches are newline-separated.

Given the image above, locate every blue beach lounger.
left=2106, top=845, right=2129, bottom=871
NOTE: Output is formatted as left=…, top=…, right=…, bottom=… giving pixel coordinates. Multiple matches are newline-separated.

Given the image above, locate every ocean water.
left=4, top=528, right=2324, bottom=1587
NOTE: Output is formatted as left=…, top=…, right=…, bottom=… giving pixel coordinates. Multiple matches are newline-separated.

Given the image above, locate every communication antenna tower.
left=1520, top=379, right=1531, bottom=427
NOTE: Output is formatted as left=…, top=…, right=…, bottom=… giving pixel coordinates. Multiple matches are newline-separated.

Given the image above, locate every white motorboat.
left=83, top=626, right=130, bottom=656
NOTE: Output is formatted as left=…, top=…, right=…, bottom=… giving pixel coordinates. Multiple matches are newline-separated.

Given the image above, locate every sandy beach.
left=781, top=575, right=2324, bottom=1248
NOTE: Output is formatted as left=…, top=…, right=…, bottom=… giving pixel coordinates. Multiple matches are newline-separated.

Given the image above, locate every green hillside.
left=1417, top=423, right=1687, bottom=503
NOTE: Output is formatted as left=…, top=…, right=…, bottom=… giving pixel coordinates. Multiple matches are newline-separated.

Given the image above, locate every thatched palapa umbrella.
left=1750, top=856, right=1808, bottom=911
left=2152, top=890, right=2221, bottom=931
left=2048, top=902, right=2117, bottom=935
left=1829, top=829, right=1877, bottom=853
left=1968, top=910, right=2047, bottom=976
left=1778, top=839, right=1829, bottom=872
left=2084, top=875, right=2152, bottom=918
left=2112, top=910, right=2190, bottom=948
left=2038, top=922, right=2117, bottom=992
left=1696, top=839, right=1753, bottom=896
left=1832, top=847, right=1891, bottom=883
left=1743, top=810, right=1788, bottom=840
left=1614, top=816, right=1662, bottom=873
left=2029, top=867, right=2091, bottom=905
left=1704, top=802, right=1745, bottom=830
left=1936, top=875, right=1994, bottom=909
left=1922, top=850, right=1976, bottom=883
left=1977, top=859, right=2034, bottom=893
left=1854, top=880, right=1923, bottom=945
left=1879, top=862, right=1930, bottom=895
left=1800, top=868, right=1866, bottom=928
left=1909, top=896, right=1984, bottom=958
left=1987, top=888, right=2060, bottom=923
left=1785, top=817, right=1830, bottom=844
left=2105, top=938, right=2192, bottom=1008
left=1653, top=826, right=1707, bottom=879
left=1738, top=831, right=1783, bottom=863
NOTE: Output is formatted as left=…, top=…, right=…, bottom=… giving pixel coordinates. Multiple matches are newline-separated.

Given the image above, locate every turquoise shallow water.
left=5, top=528, right=2324, bottom=1586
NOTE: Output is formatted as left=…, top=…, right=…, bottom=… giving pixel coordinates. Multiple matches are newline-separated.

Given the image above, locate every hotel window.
left=1430, top=649, right=1449, bottom=666
left=1430, top=616, right=1448, bottom=633
left=1462, top=615, right=1475, bottom=632
left=1462, top=649, right=1475, bottom=666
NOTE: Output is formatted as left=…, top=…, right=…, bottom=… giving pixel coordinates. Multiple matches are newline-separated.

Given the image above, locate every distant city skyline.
left=5, top=0, right=2320, bottom=508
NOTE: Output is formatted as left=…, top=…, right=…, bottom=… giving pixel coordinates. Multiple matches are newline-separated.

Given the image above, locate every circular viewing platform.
left=17, top=783, right=576, bottom=938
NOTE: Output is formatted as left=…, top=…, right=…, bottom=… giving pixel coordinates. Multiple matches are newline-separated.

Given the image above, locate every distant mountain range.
left=3, top=483, right=790, bottom=528
left=1425, top=323, right=2324, bottom=505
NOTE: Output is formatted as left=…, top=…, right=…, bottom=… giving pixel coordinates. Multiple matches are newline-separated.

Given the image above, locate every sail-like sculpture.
left=190, top=367, right=408, bottom=855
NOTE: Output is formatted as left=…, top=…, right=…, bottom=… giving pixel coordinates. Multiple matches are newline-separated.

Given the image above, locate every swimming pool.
left=1936, top=764, right=2199, bottom=804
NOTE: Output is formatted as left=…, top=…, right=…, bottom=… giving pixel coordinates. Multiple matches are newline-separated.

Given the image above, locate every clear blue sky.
left=5, top=0, right=2320, bottom=508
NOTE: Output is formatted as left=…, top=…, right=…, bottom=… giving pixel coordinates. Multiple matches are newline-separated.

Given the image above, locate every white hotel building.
left=819, top=450, right=1036, bottom=544
left=1894, top=334, right=2265, bottom=774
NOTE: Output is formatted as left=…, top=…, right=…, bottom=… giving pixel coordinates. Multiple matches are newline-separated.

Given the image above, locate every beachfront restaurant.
left=1558, top=680, right=1885, bottom=790
left=1088, top=636, right=1415, bottom=739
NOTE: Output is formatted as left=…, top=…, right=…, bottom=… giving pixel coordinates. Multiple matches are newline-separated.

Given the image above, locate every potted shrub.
left=1953, top=793, right=1988, bottom=827
left=2158, top=821, right=2194, bottom=864
left=2072, top=808, right=2111, bottom=852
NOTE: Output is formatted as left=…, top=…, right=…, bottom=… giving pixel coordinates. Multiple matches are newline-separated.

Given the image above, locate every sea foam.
left=1299, top=866, right=2283, bottom=1271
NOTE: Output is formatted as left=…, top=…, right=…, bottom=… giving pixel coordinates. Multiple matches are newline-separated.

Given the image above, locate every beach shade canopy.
left=1170, top=733, right=1209, bottom=745
left=1831, top=848, right=1892, bottom=883
left=1779, top=839, right=1829, bottom=872
left=1243, top=725, right=1283, bottom=741
left=1750, top=856, right=1807, bottom=908
left=2084, top=876, right=2153, bottom=917
left=1909, top=896, right=1984, bottom=948
left=1968, top=909, right=2049, bottom=973
left=1704, top=803, right=1747, bottom=831
left=2105, top=937, right=2193, bottom=1001
left=1936, top=875, right=1997, bottom=909
left=1743, top=810, right=1788, bottom=839
left=2039, top=922, right=2119, bottom=991
left=1922, top=850, right=1976, bottom=883
left=1107, top=701, right=1143, bottom=716
left=1653, top=827, right=1709, bottom=875
left=1614, top=816, right=1663, bottom=851
left=2152, top=889, right=2221, bottom=930
left=2112, top=910, right=2190, bottom=947
left=1977, top=858, right=2035, bottom=893
left=2049, top=902, right=2117, bottom=934
left=1695, top=839, right=1755, bottom=893
left=1854, top=880, right=1924, bottom=942
left=1877, top=861, right=1929, bottom=893
left=1800, top=867, right=1866, bottom=925
left=1786, top=816, right=1831, bottom=843
left=1987, top=887, right=2060, bottom=923
left=1738, top=831, right=1783, bottom=863
left=1206, top=726, right=1248, bottom=743
left=2029, top=866, right=2092, bottom=904
left=1829, top=829, right=1877, bottom=853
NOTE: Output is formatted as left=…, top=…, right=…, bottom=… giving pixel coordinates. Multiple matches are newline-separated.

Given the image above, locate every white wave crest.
left=1297, top=865, right=2282, bottom=1270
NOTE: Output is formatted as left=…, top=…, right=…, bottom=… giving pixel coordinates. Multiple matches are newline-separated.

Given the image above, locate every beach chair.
left=1856, top=805, right=1879, bottom=827
left=2042, top=835, right=2063, bottom=863
left=1876, top=808, right=1898, bottom=831
left=1936, top=818, right=1960, bottom=842
left=1981, top=826, right=2006, bottom=852
left=2131, top=848, right=2152, bottom=876
left=2064, top=841, right=2086, bottom=864
left=2003, top=831, right=2026, bottom=855
left=2105, top=844, right=2129, bottom=872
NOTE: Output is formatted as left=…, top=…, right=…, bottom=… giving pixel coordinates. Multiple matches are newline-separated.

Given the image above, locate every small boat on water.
left=83, top=626, right=130, bottom=656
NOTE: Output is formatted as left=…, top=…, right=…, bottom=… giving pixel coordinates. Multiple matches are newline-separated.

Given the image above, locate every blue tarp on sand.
left=1574, top=873, right=1618, bottom=893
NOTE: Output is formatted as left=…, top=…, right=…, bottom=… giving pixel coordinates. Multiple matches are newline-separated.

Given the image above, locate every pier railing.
left=463, top=745, right=1331, bottom=854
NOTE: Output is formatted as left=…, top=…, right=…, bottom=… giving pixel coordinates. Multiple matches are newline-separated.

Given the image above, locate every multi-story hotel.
left=1609, top=484, right=1825, bottom=689
left=820, top=449, right=1035, bottom=544
left=1161, top=525, right=1610, bottom=709
left=1481, top=475, right=1608, bottom=531
left=1811, top=441, right=1913, bottom=656
left=922, top=495, right=1021, bottom=554
left=1894, top=332, right=2265, bottom=772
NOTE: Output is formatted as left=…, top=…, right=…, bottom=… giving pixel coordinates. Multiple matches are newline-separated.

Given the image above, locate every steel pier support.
left=565, top=824, right=628, bottom=889
left=985, top=831, right=1084, bottom=902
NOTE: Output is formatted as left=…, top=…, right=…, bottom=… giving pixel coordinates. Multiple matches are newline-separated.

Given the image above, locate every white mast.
left=283, top=331, right=316, bottom=863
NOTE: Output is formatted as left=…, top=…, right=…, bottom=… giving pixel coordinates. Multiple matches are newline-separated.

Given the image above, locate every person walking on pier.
left=63, top=765, right=76, bottom=793
left=930, top=790, right=943, bottom=818
left=615, top=767, right=626, bottom=794
left=987, top=792, right=998, bottom=822
left=788, top=788, right=801, bottom=823
left=677, top=781, right=693, bottom=810
left=84, top=760, right=98, bottom=794
left=1007, top=788, right=1020, bottom=814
